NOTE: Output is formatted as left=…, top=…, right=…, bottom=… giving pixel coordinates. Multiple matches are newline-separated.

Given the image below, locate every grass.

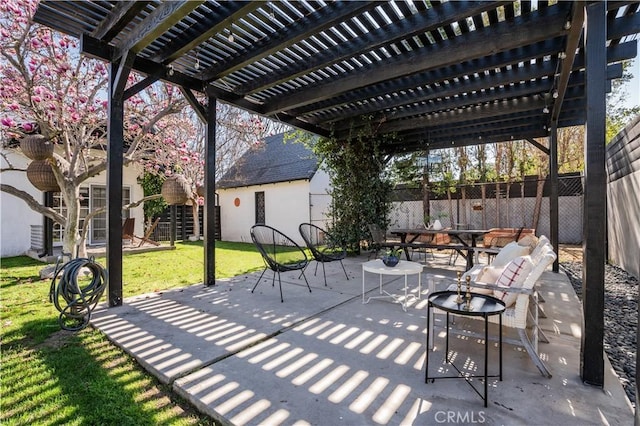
left=0, top=241, right=266, bottom=425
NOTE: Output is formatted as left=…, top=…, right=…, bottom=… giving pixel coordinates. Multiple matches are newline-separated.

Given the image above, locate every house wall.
left=1, top=152, right=43, bottom=257
left=218, top=180, right=311, bottom=245
left=0, top=150, right=145, bottom=257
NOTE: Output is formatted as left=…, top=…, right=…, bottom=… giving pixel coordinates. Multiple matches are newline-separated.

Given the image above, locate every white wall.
left=0, top=150, right=144, bottom=257
left=1, top=151, right=44, bottom=257
left=218, top=180, right=312, bottom=245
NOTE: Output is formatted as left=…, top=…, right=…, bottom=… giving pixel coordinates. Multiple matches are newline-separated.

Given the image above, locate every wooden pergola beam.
left=262, top=5, right=570, bottom=114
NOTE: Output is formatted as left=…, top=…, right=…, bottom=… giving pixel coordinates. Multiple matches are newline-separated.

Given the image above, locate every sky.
left=624, top=59, right=640, bottom=109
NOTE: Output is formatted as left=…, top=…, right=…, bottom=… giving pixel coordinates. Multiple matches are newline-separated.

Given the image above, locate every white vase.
left=432, top=219, right=443, bottom=230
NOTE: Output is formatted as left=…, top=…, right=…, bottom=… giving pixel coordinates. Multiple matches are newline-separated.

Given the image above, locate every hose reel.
left=49, top=256, right=108, bottom=331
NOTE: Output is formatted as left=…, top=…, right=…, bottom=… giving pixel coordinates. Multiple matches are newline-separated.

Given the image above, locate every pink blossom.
left=32, top=96, right=41, bottom=103
left=1, top=117, right=15, bottom=127
left=21, top=122, right=34, bottom=132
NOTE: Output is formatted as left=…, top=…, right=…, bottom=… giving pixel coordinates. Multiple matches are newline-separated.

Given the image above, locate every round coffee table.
left=362, top=259, right=423, bottom=311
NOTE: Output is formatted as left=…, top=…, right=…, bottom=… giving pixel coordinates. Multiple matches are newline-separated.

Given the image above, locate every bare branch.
left=0, top=183, right=65, bottom=224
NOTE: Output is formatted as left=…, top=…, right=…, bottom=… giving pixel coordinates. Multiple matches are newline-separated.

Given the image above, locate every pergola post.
left=549, top=123, right=559, bottom=272
left=580, top=2, right=606, bottom=387
left=204, top=95, right=217, bottom=286
left=106, top=57, right=129, bottom=307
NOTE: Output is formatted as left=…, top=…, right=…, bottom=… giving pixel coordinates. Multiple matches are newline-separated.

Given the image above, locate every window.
left=91, top=186, right=130, bottom=243
left=52, top=185, right=130, bottom=245
left=255, top=191, right=265, bottom=224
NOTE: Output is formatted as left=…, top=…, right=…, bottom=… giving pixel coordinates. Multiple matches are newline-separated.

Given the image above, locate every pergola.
left=33, top=1, right=639, bottom=390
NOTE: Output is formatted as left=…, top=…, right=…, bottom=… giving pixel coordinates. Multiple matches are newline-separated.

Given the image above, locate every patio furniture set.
left=249, top=222, right=556, bottom=405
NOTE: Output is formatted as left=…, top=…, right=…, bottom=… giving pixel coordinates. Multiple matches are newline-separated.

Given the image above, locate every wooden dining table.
left=390, top=228, right=490, bottom=270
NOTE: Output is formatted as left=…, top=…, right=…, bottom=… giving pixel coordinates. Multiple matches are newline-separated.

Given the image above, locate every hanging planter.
left=161, top=174, right=192, bottom=205
left=196, top=185, right=205, bottom=198
left=20, top=134, right=54, bottom=160
left=27, top=160, right=60, bottom=192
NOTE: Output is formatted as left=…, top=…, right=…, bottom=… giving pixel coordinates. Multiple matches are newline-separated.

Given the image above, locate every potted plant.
left=382, top=247, right=402, bottom=267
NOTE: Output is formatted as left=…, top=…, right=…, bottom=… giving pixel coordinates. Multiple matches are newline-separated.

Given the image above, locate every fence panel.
left=390, top=176, right=583, bottom=244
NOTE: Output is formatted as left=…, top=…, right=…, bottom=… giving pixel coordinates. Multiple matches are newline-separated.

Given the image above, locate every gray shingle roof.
left=217, top=133, right=319, bottom=189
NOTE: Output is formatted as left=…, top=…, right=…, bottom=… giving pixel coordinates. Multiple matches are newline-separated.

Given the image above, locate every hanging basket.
left=161, top=174, right=192, bottom=205
left=27, top=160, right=60, bottom=192
left=20, top=134, right=54, bottom=161
left=196, top=185, right=205, bottom=198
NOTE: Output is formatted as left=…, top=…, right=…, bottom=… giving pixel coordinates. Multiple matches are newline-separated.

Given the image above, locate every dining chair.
left=299, top=223, right=348, bottom=286
left=250, top=224, right=311, bottom=302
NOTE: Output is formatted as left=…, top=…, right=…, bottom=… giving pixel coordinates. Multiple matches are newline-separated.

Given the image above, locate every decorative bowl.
left=382, top=255, right=399, bottom=267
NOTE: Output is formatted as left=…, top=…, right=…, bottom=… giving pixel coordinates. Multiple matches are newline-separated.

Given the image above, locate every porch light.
left=167, top=65, right=174, bottom=76
left=552, top=90, right=559, bottom=99
left=543, top=106, right=550, bottom=114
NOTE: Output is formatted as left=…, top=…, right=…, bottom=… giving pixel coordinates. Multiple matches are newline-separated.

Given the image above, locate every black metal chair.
left=250, top=224, right=311, bottom=302
left=298, top=223, right=349, bottom=286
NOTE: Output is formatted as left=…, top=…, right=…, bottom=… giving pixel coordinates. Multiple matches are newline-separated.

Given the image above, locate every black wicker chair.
left=298, top=223, right=349, bottom=286
left=250, top=224, right=311, bottom=302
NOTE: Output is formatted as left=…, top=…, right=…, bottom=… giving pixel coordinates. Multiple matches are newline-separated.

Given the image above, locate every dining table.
left=390, top=228, right=490, bottom=271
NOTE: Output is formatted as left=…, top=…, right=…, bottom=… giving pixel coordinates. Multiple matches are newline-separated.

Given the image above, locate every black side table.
left=425, top=290, right=506, bottom=407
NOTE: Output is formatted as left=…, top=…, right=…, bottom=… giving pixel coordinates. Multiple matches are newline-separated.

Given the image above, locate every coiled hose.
left=49, top=256, right=108, bottom=331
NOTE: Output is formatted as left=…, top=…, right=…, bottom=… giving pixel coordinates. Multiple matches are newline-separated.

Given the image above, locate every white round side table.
left=362, top=259, right=423, bottom=311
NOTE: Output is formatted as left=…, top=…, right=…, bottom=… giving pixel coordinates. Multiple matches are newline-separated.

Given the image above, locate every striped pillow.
left=493, top=256, right=534, bottom=307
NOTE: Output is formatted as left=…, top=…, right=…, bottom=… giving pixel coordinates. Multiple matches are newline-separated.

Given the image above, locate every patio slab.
left=91, top=255, right=633, bottom=425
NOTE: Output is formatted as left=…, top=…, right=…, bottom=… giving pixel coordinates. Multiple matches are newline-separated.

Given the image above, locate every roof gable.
left=217, top=133, right=319, bottom=189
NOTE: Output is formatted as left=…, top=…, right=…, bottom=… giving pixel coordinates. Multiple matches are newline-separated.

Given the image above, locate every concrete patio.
left=90, top=252, right=633, bottom=425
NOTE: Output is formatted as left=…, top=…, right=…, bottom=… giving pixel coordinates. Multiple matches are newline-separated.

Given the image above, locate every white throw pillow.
left=493, top=256, right=534, bottom=307
left=517, top=234, right=538, bottom=251
left=477, top=265, right=504, bottom=284
left=491, top=242, right=530, bottom=268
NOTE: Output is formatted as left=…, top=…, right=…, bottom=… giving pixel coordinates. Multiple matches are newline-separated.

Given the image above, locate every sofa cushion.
left=491, top=242, right=531, bottom=268
left=493, top=256, right=534, bottom=307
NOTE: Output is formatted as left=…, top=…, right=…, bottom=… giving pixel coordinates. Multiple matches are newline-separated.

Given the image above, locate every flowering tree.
left=1, top=0, right=291, bottom=255
left=0, top=0, right=188, bottom=257
left=142, top=104, right=289, bottom=239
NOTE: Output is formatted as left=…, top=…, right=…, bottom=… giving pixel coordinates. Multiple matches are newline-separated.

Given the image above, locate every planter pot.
left=161, top=174, right=192, bottom=205
left=21, top=135, right=54, bottom=160
left=27, top=160, right=60, bottom=192
left=196, top=185, right=205, bottom=197
left=382, top=255, right=399, bottom=267
left=431, top=219, right=443, bottom=230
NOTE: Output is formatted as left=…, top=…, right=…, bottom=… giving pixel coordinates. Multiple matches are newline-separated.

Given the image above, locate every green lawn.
left=0, top=241, right=266, bottom=425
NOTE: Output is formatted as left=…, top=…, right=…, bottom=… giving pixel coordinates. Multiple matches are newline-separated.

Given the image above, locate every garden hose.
left=49, top=256, right=108, bottom=331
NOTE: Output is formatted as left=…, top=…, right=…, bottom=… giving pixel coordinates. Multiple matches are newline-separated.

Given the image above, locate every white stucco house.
left=1, top=148, right=145, bottom=258
left=216, top=133, right=331, bottom=246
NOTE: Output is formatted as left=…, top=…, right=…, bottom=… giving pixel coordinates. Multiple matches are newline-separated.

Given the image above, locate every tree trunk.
left=460, top=187, right=467, bottom=226
left=422, top=173, right=430, bottom=225
left=532, top=177, right=545, bottom=231
left=191, top=200, right=200, bottom=238
left=447, top=187, right=454, bottom=227
left=60, top=182, right=83, bottom=258
left=481, top=184, right=487, bottom=229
